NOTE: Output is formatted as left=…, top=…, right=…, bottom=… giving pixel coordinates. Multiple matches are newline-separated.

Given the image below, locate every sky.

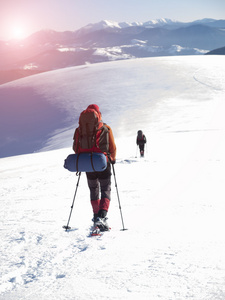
left=0, top=0, right=225, bottom=41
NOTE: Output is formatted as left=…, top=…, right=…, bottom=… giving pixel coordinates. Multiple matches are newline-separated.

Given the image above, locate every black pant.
left=139, top=144, right=145, bottom=152
left=86, top=163, right=111, bottom=202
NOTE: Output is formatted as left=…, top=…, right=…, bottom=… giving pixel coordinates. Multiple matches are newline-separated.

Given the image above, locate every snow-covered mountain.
left=0, top=18, right=225, bottom=84
left=79, top=18, right=225, bottom=32
left=1, top=55, right=225, bottom=299
left=76, top=18, right=178, bottom=34
left=0, top=55, right=225, bottom=158
left=206, top=45, right=225, bottom=55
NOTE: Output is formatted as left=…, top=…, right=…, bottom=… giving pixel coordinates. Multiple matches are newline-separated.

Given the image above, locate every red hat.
left=87, top=104, right=100, bottom=112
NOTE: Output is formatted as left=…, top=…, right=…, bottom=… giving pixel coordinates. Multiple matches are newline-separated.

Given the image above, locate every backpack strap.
left=90, top=153, right=96, bottom=172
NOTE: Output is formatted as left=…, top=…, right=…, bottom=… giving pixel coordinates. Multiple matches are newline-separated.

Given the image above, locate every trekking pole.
left=63, top=172, right=81, bottom=231
left=111, top=163, right=127, bottom=231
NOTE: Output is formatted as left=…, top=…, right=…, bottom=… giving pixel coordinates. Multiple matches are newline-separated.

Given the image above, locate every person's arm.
left=107, top=125, right=116, bottom=162
left=72, top=128, right=79, bottom=153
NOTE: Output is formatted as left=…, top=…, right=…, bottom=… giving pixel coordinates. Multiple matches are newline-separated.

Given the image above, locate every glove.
left=108, top=155, right=115, bottom=164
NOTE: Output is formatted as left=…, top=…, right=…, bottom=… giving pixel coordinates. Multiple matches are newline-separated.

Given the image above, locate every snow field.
left=1, top=55, right=225, bottom=299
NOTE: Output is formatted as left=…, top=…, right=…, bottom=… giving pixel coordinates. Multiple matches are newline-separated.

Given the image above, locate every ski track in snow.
left=1, top=56, right=225, bottom=299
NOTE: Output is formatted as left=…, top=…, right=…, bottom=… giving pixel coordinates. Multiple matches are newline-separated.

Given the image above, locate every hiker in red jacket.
left=73, top=104, right=116, bottom=231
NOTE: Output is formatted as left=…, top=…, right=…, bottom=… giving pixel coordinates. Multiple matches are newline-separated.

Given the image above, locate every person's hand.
left=108, top=155, right=115, bottom=164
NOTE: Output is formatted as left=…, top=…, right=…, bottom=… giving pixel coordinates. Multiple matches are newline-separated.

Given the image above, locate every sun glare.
left=12, top=26, right=26, bottom=39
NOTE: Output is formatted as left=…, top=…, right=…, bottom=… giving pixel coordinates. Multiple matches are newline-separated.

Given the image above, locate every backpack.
left=137, top=130, right=146, bottom=145
left=74, top=107, right=109, bottom=154
left=137, top=130, right=143, bottom=139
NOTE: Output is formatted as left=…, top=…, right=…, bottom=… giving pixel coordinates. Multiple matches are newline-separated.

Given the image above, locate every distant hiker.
left=136, top=130, right=147, bottom=157
left=73, top=104, right=116, bottom=231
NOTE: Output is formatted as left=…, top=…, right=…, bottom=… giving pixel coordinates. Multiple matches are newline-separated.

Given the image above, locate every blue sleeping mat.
left=64, top=152, right=107, bottom=172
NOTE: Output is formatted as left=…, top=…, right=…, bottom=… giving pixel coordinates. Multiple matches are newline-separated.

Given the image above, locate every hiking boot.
left=94, top=217, right=110, bottom=232
left=92, top=213, right=98, bottom=223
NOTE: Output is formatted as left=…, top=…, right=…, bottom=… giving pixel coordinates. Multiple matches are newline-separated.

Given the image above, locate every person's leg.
left=140, top=144, right=144, bottom=157
left=98, top=177, right=111, bottom=218
left=97, top=163, right=111, bottom=218
left=86, top=173, right=100, bottom=221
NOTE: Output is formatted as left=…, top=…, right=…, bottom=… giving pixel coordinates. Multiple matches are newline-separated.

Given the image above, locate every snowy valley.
left=0, top=55, right=225, bottom=299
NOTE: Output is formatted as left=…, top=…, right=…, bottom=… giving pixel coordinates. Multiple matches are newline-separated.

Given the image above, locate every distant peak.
left=79, top=18, right=182, bottom=33
left=100, top=20, right=121, bottom=28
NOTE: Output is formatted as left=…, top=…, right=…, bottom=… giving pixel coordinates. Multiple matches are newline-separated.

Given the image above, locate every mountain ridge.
left=0, top=18, right=224, bottom=84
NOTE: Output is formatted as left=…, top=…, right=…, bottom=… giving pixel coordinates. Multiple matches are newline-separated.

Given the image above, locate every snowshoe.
left=91, top=225, right=102, bottom=236
left=94, top=217, right=110, bottom=232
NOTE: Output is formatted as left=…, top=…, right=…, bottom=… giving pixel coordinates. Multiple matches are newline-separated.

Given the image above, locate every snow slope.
left=1, top=56, right=225, bottom=299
